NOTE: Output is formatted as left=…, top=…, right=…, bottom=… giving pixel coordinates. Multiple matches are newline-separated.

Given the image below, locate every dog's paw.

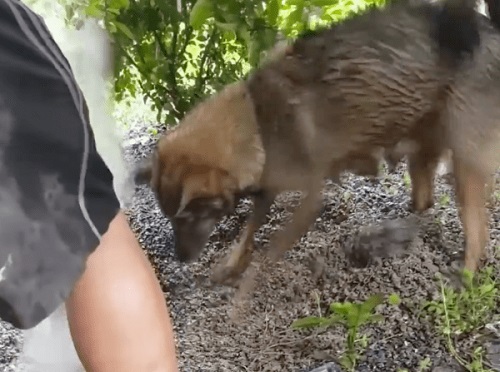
left=211, top=240, right=254, bottom=285
left=440, top=260, right=467, bottom=290
left=210, top=264, right=242, bottom=286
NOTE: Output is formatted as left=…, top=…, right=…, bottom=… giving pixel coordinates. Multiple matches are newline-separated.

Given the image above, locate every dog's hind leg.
left=407, top=111, right=445, bottom=213
left=453, top=157, right=489, bottom=272
left=211, top=190, right=276, bottom=285
left=408, top=148, right=441, bottom=213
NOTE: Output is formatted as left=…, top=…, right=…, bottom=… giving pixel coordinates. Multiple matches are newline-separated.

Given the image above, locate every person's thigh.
left=66, top=212, right=179, bottom=372
left=0, top=0, right=119, bottom=329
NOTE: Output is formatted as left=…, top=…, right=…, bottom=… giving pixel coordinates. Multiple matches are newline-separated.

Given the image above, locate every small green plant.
left=439, top=193, right=451, bottom=207
left=422, top=268, right=499, bottom=371
left=388, top=293, right=401, bottom=306
left=434, top=216, right=442, bottom=226
left=398, top=357, right=432, bottom=372
left=291, top=293, right=397, bottom=371
left=403, top=171, right=411, bottom=188
left=147, top=127, right=159, bottom=136
left=396, top=356, right=432, bottom=372
left=418, top=357, right=432, bottom=371
left=424, top=268, right=497, bottom=336
left=469, top=346, right=494, bottom=372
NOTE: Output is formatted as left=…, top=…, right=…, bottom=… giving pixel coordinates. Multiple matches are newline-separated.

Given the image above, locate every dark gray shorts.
left=0, top=0, right=120, bottom=329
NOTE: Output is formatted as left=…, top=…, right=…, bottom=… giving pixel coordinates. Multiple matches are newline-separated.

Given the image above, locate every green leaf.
left=108, top=21, right=117, bottom=33
left=360, top=294, right=384, bottom=314
left=266, top=0, right=280, bottom=26
left=479, top=283, right=495, bottom=295
left=285, top=5, right=304, bottom=30
left=107, top=8, right=120, bottom=15
left=114, top=21, right=135, bottom=40
left=85, top=3, right=104, bottom=18
left=109, top=0, right=129, bottom=10
left=340, top=354, right=355, bottom=369
left=388, top=293, right=401, bottom=306
left=214, top=21, right=239, bottom=33
left=190, top=0, right=214, bottom=29
left=330, top=302, right=352, bottom=316
left=311, top=0, right=336, bottom=5
left=291, top=316, right=327, bottom=329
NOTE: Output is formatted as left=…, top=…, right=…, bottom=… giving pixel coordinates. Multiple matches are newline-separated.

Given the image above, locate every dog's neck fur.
left=162, top=82, right=266, bottom=191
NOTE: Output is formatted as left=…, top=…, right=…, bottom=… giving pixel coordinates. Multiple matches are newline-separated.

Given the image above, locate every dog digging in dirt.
left=135, top=0, right=497, bottom=294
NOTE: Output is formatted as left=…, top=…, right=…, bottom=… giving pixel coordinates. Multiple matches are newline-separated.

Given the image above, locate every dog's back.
left=246, top=1, right=452, bottom=188
left=136, top=0, right=497, bottom=277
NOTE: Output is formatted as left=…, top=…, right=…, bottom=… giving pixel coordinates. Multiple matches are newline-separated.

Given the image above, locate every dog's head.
left=133, top=82, right=265, bottom=262
left=134, top=148, right=241, bottom=262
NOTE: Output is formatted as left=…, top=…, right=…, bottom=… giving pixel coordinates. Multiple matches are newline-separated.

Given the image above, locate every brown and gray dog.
left=135, top=0, right=499, bottom=287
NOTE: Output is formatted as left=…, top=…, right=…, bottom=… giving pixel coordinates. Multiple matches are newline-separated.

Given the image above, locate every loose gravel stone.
left=1, top=125, right=499, bottom=371
left=0, top=320, right=21, bottom=371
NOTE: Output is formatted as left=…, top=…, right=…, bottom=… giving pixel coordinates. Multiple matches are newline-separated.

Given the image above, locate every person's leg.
left=0, top=1, right=179, bottom=371
left=66, top=211, right=179, bottom=372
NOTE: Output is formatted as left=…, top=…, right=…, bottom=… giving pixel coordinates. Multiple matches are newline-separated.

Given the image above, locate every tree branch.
left=193, top=29, right=218, bottom=101
left=179, top=26, right=193, bottom=58
left=153, top=29, right=180, bottom=107
left=115, top=39, right=178, bottom=114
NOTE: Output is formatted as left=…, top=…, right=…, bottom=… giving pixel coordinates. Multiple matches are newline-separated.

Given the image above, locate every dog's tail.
left=485, top=0, right=500, bottom=29
left=435, top=0, right=480, bottom=61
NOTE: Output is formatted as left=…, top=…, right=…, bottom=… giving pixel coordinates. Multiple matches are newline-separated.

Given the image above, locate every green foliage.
left=423, top=268, right=498, bottom=336
left=422, top=268, right=499, bottom=372
left=102, top=0, right=249, bottom=124
left=43, top=0, right=250, bottom=125
left=29, top=0, right=387, bottom=126
left=189, top=0, right=387, bottom=67
left=292, top=293, right=398, bottom=371
left=31, top=0, right=389, bottom=124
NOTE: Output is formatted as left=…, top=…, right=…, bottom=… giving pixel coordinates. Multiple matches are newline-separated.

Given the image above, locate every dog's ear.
left=175, top=170, right=236, bottom=218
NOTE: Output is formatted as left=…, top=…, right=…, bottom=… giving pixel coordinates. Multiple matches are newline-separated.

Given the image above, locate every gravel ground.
left=0, top=320, right=19, bottom=372
left=1, top=126, right=499, bottom=372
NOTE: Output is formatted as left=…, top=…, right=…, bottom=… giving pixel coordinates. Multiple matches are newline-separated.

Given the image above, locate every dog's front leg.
left=267, top=179, right=324, bottom=263
left=211, top=191, right=276, bottom=285
left=230, top=180, right=324, bottom=314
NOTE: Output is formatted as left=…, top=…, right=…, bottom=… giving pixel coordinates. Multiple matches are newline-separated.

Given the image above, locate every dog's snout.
left=170, top=217, right=217, bottom=263
left=174, top=244, right=199, bottom=262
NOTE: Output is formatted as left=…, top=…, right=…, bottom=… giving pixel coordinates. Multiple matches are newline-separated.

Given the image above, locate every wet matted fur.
left=135, top=0, right=496, bottom=291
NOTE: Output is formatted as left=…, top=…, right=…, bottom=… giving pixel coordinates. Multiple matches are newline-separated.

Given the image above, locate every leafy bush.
left=26, top=0, right=386, bottom=125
